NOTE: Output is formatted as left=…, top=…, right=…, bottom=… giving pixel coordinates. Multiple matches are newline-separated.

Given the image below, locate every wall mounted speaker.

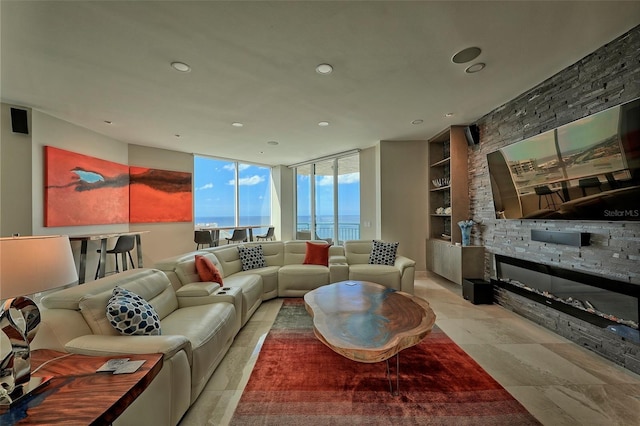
left=10, top=108, right=29, bottom=134
left=464, top=124, right=479, bottom=146
left=531, top=229, right=590, bottom=247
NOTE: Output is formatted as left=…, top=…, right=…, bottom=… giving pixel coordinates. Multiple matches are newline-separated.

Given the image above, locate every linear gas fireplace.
left=491, top=254, right=640, bottom=374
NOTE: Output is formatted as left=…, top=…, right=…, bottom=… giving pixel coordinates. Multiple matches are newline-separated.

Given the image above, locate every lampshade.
left=0, top=235, right=78, bottom=300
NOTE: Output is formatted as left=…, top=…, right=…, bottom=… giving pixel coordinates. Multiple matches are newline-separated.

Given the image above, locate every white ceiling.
left=2, top=1, right=639, bottom=166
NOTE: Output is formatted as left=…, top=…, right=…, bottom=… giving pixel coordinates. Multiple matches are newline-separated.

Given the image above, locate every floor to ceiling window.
left=293, top=152, right=360, bottom=244
left=194, top=156, right=271, bottom=237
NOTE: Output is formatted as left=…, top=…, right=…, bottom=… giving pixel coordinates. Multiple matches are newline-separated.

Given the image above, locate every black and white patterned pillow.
left=106, top=287, right=161, bottom=336
left=368, top=240, right=399, bottom=266
left=238, top=245, right=267, bottom=271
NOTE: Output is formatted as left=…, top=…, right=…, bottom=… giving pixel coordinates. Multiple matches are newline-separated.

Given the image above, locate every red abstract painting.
left=129, top=166, right=192, bottom=223
left=44, top=146, right=129, bottom=226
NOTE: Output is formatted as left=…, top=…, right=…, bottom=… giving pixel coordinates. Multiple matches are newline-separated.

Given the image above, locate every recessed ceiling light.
left=451, top=47, right=482, bottom=64
left=104, top=120, right=112, bottom=125
left=171, top=61, right=191, bottom=72
left=267, top=141, right=279, bottom=146
left=411, top=119, right=424, bottom=125
left=444, top=113, right=454, bottom=118
left=318, top=121, right=329, bottom=127
left=231, top=122, right=244, bottom=127
left=465, top=63, right=486, bottom=74
left=316, top=63, right=333, bottom=75
left=175, top=134, right=181, bottom=138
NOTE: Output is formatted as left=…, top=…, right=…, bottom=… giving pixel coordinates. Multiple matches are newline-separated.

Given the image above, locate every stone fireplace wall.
left=468, top=25, right=640, bottom=284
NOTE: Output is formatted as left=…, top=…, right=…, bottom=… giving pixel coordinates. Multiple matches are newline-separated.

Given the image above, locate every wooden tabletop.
left=304, top=281, right=436, bottom=363
left=0, top=350, right=162, bottom=425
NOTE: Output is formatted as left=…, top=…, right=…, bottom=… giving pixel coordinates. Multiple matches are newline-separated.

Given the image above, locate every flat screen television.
left=487, top=97, right=640, bottom=221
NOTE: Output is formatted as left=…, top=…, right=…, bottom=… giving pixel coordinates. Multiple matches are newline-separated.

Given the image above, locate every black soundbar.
left=530, top=229, right=590, bottom=247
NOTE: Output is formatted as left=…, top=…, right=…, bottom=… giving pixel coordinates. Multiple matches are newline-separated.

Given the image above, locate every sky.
left=194, top=156, right=360, bottom=221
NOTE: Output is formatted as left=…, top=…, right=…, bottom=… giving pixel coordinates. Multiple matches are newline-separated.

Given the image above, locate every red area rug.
left=231, top=299, right=540, bottom=425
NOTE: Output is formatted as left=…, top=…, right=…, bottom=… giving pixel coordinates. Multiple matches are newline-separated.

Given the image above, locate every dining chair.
left=255, top=226, right=275, bottom=241
left=226, top=228, right=248, bottom=244
left=194, top=230, right=216, bottom=249
left=95, top=235, right=136, bottom=280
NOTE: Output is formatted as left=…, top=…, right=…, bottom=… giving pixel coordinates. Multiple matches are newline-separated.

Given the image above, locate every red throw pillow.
left=303, top=241, right=330, bottom=266
left=195, top=255, right=223, bottom=285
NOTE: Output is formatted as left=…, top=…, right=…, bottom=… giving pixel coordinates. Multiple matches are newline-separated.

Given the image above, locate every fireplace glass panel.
left=497, top=257, right=638, bottom=329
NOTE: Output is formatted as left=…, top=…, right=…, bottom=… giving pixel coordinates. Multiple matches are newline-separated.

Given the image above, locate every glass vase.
left=459, top=226, right=471, bottom=246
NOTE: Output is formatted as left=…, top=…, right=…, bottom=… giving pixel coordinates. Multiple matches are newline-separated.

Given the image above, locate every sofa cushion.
left=106, top=287, right=162, bottom=336
left=349, top=264, right=401, bottom=290
left=369, top=240, right=399, bottom=266
left=221, top=273, right=263, bottom=325
left=278, top=264, right=330, bottom=296
left=195, top=255, right=223, bottom=284
left=78, top=269, right=178, bottom=335
left=303, top=241, right=331, bottom=266
left=238, top=245, right=266, bottom=271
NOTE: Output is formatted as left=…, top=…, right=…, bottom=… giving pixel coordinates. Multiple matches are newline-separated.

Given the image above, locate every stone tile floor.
left=179, top=272, right=640, bottom=425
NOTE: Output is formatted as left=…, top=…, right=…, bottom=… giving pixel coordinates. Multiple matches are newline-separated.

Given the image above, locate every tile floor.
left=179, top=273, right=640, bottom=425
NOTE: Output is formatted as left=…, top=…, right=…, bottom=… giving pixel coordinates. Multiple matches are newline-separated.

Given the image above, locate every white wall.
left=1, top=103, right=32, bottom=237
left=272, top=165, right=294, bottom=241
left=379, top=140, right=429, bottom=271
left=359, top=145, right=379, bottom=240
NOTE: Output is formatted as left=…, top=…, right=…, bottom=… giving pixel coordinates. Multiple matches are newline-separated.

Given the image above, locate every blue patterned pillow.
left=106, top=287, right=161, bottom=336
left=238, top=245, right=266, bottom=271
left=368, top=240, right=399, bottom=266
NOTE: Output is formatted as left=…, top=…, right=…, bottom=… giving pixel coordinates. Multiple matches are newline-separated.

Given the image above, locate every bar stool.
left=95, top=235, right=136, bottom=280
left=534, top=185, right=564, bottom=210
left=579, top=177, right=602, bottom=196
left=225, top=229, right=247, bottom=244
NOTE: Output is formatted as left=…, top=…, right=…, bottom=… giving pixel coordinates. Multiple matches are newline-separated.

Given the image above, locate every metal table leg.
left=78, top=240, right=88, bottom=284
left=385, top=353, right=400, bottom=396
left=135, top=234, right=143, bottom=267
left=98, top=238, right=107, bottom=279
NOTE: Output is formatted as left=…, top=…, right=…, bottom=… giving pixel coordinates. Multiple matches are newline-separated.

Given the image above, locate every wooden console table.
left=0, top=350, right=162, bottom=425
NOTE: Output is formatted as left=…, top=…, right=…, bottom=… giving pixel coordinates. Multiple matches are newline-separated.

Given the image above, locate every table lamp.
left=0, top=235, right=78, bottom=406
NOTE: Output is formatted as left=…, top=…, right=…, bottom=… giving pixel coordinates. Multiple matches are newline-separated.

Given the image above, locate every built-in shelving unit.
left=426, top=126, right=484, bottom=285
left=427, top=126, right=468, bottom=243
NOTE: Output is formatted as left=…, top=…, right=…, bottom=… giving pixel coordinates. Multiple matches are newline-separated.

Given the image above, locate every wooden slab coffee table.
left=304, top=280, right=436, bottom=394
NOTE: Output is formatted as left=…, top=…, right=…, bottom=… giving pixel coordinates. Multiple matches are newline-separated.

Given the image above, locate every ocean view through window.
left=294, top=152, right=360, bottom=244
left=194, top=156, right=271, bottom=238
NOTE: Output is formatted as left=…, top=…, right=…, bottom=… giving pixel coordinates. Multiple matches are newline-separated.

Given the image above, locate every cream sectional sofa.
left=32, top=268, right=241, bottom=426
left=155, top=239, right=416, bottom=300
left=155, top=241, right=347, bottom=305
left=33, top=239, right=415, bottom=426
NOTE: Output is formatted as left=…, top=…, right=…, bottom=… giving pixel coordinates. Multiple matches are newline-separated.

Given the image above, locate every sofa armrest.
left=175, top=282, right=221, bottom=297
left=394, top=255, right=415, bottom=273
left=64, top=334, right=191, bottom=361
left=395, top=256, right=416, bottom=294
